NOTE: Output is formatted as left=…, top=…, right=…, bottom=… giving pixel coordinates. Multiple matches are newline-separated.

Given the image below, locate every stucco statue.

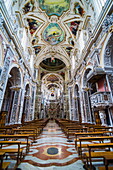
left=99, top=111, right=107, bottom=126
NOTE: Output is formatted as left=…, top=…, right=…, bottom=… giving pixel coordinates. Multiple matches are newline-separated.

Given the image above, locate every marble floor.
left=18, top=120, right=85, bottom=170
left=3, top=120, right=106, bottom=170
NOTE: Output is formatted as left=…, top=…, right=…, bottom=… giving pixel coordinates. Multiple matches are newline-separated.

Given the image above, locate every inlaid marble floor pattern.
left=18, top=120, right=85, bottom=170
left=4, top=120, right=104, bottom=170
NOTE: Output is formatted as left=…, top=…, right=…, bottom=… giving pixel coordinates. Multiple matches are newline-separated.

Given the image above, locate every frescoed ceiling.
left=21, top=0, right=85, bottom=74
left=43, top=23, right=64, bottom=45
left=39, top=0, right=70, bottom=16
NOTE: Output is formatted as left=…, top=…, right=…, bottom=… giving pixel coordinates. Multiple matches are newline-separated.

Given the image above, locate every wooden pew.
left=0, top=151, right=10, bottom=170
left=77, top=136, right=113, bottom=157
left=83, top=143, right=113, bottom=170
left=12, top=128, right=38, bottom=141
left=0, top=129, right=7, bottom=135
left=20, top=125, right=42, bottom=134
left=74, top=131, right=110, bottom=149
left=94, top=127, right=113, bottom=132
left=0, top=134, right=31, bottom=153
left=99, top=167, right=113, bottom=170
left=98, top=154, right=113, bottom=170
left=0, top=141, right=24, bottom=165
left=67, top=127, right=88, bottom=139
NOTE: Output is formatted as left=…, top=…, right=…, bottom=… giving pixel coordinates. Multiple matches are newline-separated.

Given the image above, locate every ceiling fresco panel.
left=27, top=19, right=42, bottom=34
left=74, top=3, right=85, bottom=16
left=43, top=23, right=64, bottom=45
left=67, top=21, right=80, bottom=36
left=39, top=0, right=70, bottom=16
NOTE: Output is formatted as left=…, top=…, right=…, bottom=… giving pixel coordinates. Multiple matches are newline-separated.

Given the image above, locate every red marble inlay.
left=29, top=144, right=75, bottom=160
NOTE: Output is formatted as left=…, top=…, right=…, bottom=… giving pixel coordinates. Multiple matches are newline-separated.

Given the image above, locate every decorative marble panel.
left=10, top=90, right=20, bottom=123
left=107, top=74, right=113, bottom=96
left=102, top=13, right=113, bottom=33
left=0, top=47, right=13, bottom=111
left=90, top=91, right=112, bottom=108
left=83, top=90, right=91, bottom=122
left=104, top=33, right=113, bottom=66
left=0, top=13, right=4, bottom=31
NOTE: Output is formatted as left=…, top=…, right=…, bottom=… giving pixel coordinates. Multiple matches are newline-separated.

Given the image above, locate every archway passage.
left=40, top=73, right=64, bottom=119
left=1, top=67, right=21, bottom=125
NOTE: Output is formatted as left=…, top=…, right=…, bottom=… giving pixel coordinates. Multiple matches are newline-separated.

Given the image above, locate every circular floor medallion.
left=47, top=147, right=58, bottom=155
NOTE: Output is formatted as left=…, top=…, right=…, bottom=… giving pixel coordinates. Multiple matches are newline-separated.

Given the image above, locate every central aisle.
left=18, top=120, right=84, bottom=170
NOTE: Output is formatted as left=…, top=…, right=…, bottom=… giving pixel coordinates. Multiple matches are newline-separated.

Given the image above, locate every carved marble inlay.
left=102, top=13, right=113, bottom=33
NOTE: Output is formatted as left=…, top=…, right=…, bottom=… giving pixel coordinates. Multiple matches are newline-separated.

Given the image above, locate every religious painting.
left=67, top=21, right=80, bottom=36
left=47, top=75, right=59, bottom=82
left=74, top=3, right=85, bottom=16
left=33, top=46, right=42, bottom=55
left=39, top=0, right=70, bottom=16
left=27, top=19, right=42, bottom=34
left=43, top=23, right=64, bottom=45
left=23, top=2, right=34, bottom=13
left=60, top=72, right=65, bottom=79
left=63, top=46, right=73, bottom=56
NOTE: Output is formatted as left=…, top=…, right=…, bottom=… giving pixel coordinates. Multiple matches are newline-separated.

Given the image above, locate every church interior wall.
left=0, top=0, right=113, bottom=127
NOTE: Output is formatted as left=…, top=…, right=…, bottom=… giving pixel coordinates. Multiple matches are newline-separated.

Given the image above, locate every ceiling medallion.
left=43, top=23, right=64, bottom=45
left=39, top=0, right=70, bottom=16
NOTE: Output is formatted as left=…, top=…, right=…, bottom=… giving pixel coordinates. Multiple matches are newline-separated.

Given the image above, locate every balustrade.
left=90, top=91, right=112, bottom=108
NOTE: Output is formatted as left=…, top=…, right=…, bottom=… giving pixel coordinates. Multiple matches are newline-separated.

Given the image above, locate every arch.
left=35, top=52, right=71, bottom=68
left=81, top=66, right=93, bottom=88
left=46, top=82, right=63, bottom=91
left=1, top=66, right=22, bottom=125
left=77, top=65, right=93, bottom=89
left=42, top=73, right=64, bottom=93
left=42, top=72, right=64, bottom=82
left=8, top=64, right=23, bottom=87
left=100, top=32, right=112, bottom=67
left=102, top=32, right=113, bottom=67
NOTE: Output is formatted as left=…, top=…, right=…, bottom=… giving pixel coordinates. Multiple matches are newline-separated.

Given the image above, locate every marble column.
left=9, top=87, right=21, bottom=124
left=0, top=46, right=13, bottom=112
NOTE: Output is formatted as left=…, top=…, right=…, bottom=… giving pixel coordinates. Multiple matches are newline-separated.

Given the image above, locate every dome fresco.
left=39, top=0, right=70, bottom=16
left=43, top=23, right=64, bottom=45
left=40, top=58, right=66, bottom=71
